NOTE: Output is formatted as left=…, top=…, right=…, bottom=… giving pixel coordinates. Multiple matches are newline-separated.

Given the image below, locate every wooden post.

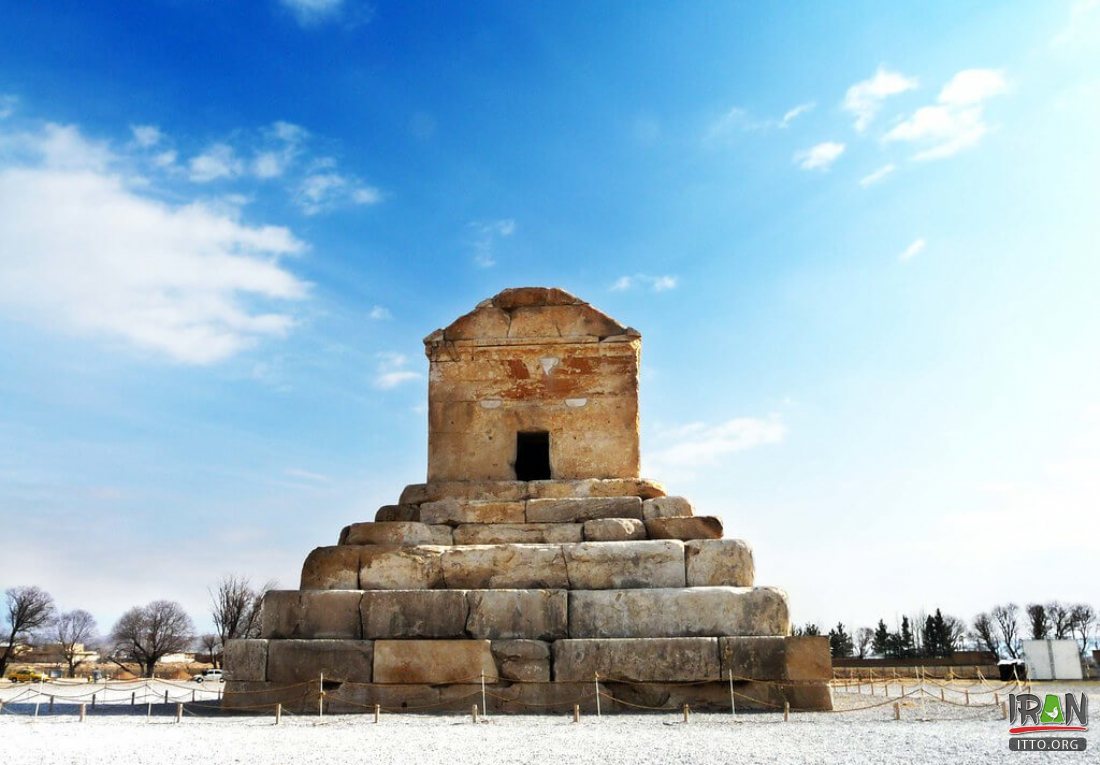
left=870, top=682, right=875, bottom=696
left=92, top=693, right=96, bottom=708
left=729, top=669, right=736, bottom=715
left=940, top=689, right=945, bottom=702
left=893, top=702, right=900, bottom=721
left=472, top=704, right=479, bottom=723
left=682, top=704, right=690, bottom=723
left=79, top=703, right=86, bottom=722
left=318, top=672, right=324, bottom=718
left=783, top=701, right=790, bottom=722
left=1001, top=701, right=1008, bottom=720
left=175, top=703, right=183, bottom=723
left=49, top=696, right=54, bottom=713
left=965, top=690, right=969, bottom=706
left=276, top=703, right=282, bottom=725
left=131, top=691, right=136, bottom=706
left=164, top=690, right=169, bottom=704
left=374, top=704, right=380, bottom=724
left=192, top=689, right=196, bottom=703
left=573, top=704, right=580, bottom=723
left=481, top=672, right=487, bottom=720
left=594, top=673, right=601, bottom=718
left=994, top=692, right=999, bottom=706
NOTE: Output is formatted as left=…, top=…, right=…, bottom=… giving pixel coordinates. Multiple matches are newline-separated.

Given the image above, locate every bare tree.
left=971, top=612, right=1000, bottom=657
left=210, top=575, right=272, bottom=656
left=110, top=600, right=194, bottom=678
left=1069, top=604, right=1096, bottom=655
left=2, top=586, right=56, bottom=676
left=199, top=634, right=220, bottom=668
left=54, top=610, right=97, bottom=678
left=1048, top=601, right=1073, bottom=639
left=1026, top=603, right=1049, bottom=640
left=943, top=615, right=966, bottom=653
left=991, top=603, right=1021, bottom=659
left=855, top=627, right=874, bottom=659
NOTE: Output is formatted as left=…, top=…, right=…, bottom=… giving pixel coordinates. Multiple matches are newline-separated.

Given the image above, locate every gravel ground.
left=1, top=681, right=1095, bottom=764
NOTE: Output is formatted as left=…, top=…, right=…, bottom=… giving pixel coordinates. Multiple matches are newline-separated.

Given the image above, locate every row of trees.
left=798, top=601, right=1097, bottom=660
left=1, top=576, right=272, bottom=678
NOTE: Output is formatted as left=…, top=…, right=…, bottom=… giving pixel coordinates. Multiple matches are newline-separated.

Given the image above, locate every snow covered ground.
left=1, top=681, right=1096, bottom=764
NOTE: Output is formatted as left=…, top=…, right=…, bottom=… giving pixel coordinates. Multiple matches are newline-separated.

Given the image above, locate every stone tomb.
left=223, top=287, right=832, bottom=713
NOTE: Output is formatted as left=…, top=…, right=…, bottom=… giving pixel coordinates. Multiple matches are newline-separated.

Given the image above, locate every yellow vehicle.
left=6, top=668, right=47, bottom=683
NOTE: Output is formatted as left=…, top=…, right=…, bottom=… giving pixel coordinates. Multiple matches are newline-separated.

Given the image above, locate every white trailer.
left=1022, top=639, right=1083, bottom=680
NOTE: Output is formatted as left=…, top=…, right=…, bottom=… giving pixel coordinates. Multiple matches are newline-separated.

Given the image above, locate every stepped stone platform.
left=223, top=288, right=832, bottom=713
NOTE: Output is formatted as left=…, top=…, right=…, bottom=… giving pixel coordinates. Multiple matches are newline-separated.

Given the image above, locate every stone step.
left=302, top=539, right=753, bottom=591
left=399, top=478, right=667, bottom=505
left=261, top=584, right=779, bottom=642
left=228, top=634, right=829, bottom=691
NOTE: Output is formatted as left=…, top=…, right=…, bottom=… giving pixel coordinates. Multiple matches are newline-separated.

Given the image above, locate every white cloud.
left=884, top=69, right=1007, bottom=161
left=369, top=305, right=392, bottom=320
left=130, top=124, right=162, bottom=148
left=279, top=0, right=346, bottom=25
left=296, top=171, right=380, bottom=215
left=469, top=219, right=516, bottom=268
left=251, top=121, right=307, bottom=179
left=794, top=141, right=845, bottom=170
left=843, top=67, right=919, bottom=132
left=610, top=274, right=679, bottom=293
left=189, top=143, right=243, bottom=182
left=898, top=237, right=926, bottom=263
left=780, top=102, right=815, bottom=128
left=646, top=415, right=786, bottom=478
left=0, top=122, right=309, bottom=365
left=0, top=94, right=17, bottom=120
left=373, top=352, right=422, bottom=389
left=285, top=467, right=330, bottom=482
left=859, top=163, right=895, bottom=187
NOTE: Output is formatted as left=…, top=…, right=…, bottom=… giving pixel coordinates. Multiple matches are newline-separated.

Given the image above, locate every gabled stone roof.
left=425, top=287, right=640, bottom=346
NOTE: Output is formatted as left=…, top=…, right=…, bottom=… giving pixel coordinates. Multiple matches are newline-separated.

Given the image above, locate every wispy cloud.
left=373, top=352, right=422, bottom=390
left=705, top=101, right=815, bottom=143
left=296, top=169, right=381, bottom=215
left=794, top=141, right=845, bottom=170
left=646, top=415, right=786, bottom=478
left=843, top=67, right=919, bottom=132
left=469, top=219, right=516, bottom=268
left=368, top=305, right=392, bottom=320
left=1051, top=0, right=1100, bottom=48
left=0, top=122, right=309, bottom=365
left=285, top=467, right=331, bottom=482
left=189, top=142, right=243, bottom=182
left=859, top=163, right=895, bottom=187
left=780, top=102, right=815, bottom=128
left=279, top=0, right=345, bottom=26
left=129, top=124, right=162, bottom=148
left=0, top=94, right=18, bottom=120
left=610, top=274, right=678, bottom=293
left=898, top=237, right=926, bottom=263
left=884, top=69, right=1008, bottom=160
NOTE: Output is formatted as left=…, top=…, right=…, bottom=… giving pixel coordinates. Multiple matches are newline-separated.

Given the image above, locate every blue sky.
left=1, top=1, right=1098, bottom=638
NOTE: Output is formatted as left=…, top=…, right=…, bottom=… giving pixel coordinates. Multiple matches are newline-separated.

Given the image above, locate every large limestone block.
left=642, top=496, right=693, bottom=519
left=491, top=640, right=551, bottom=682
left=261, top=590, right=362, bottom=640
left=441, top=544, right=569, bottom=589
left=527, top=478, right=666, bottom=500
left=373, top=640, right=496, bottom=684
left=583, top=518, right=646, bottom=541
left=466, top=590, right=567, bottom=640
left=719, top=636, right=831, bottom=681
left=300, top=546, right=360, bottom=590
left=685, top=539, right=754, bottom=587
left=553, top=638, right=720, bottom=682
left=568, top=586, right=790, bottom=638
left=399, top=481, right=529, bottom=505
left=342, top=522, right=453, bottom=546
left=644, top=516, right=722, bottom=541
left=526, top=497, right=643, bottom=523
left=563, top=540, right=685, bottom=590
left=419, top=499, right=526, bottom=526
left=360, top=590, right=468, bottom=639
left=452, top=523, right=583, bottom=545
left=267, top=639, right=373, bottom=684
left=359, top=545, right=447, bottom=590
left=374, top=504, right=421, bottom=522
left=223, top=639, right=267, bottom=682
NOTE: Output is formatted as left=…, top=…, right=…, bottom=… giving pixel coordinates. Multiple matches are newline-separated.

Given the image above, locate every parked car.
left=191, top=668, right=224, bottom=683
left=7, top=668, right=47, bottom=683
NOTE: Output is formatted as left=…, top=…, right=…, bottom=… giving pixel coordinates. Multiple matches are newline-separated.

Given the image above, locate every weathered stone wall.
left=424, top=288, right=641, bottom=481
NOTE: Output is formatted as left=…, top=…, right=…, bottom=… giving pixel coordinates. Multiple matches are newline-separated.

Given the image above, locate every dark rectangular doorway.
left=515, top=431, right=551, bottom=481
